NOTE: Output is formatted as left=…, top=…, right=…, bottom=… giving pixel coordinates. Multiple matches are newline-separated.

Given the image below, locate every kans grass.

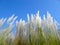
left=0, top=11, right=60, bottom=45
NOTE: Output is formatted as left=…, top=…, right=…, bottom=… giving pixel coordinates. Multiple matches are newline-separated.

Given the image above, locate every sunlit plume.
left=0, top=11, right=60, bottom=45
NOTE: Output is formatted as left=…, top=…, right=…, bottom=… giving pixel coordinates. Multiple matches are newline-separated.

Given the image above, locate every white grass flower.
left=0, top=11, right=60, bottom=45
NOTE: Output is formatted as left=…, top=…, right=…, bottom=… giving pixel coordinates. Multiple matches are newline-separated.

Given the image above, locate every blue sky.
left=0, top=0, right=60, bottom=23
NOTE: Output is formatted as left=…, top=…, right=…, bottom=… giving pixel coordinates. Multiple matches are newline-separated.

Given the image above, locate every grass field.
left=0, top=11, right=60, bottom=45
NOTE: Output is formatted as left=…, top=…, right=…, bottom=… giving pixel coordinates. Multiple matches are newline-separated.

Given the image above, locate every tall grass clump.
left=0, top=11, right=60, bottom=45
